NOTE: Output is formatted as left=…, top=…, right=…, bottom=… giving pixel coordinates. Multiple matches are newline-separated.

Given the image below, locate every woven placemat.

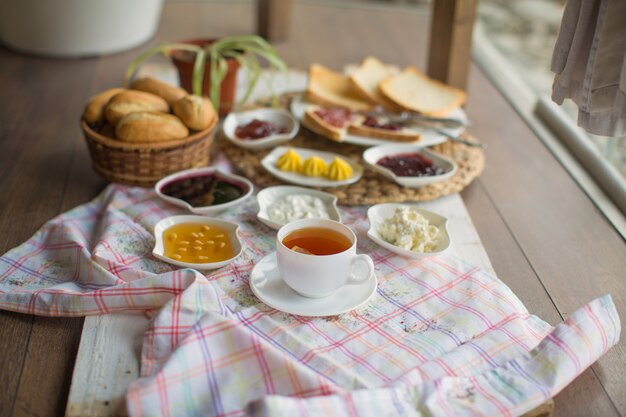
left=218, top=95, right=485, bottom=206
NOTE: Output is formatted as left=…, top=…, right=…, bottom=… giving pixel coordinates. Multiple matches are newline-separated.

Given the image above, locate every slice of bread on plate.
left=306, top=64, right=374, bottom=111
left=348, top=117, right=421, bottom=142
left=349, top=57, right=404, bottom=111
left=380, top=67, right=466, bottom=116
left=302, top=107, right=356, bottom=141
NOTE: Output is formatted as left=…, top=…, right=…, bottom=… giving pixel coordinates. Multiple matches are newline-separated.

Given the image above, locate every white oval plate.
left=362, top=145, right=457, bottom=188
left=261, top=146, right=363, bottom=188
left=290, top=94, right=467, bottom=147
left=222, top=108, right=299, bottom=150
left=250, top=252, right=377, bottom=317
left=256, top=186, right=341, bottom=230
left=155, top=167, right=254, bottom=216
left=366, top=203, right=450, bottom=258
left=153, top=215, right=243, bottom=270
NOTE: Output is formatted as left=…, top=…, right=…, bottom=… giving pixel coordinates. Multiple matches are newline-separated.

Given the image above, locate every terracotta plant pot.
left=170, top=39, right=240, bottom=116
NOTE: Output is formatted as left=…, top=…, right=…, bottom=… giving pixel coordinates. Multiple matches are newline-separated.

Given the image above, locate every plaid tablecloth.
left=0, top=185, right=619, bottom=417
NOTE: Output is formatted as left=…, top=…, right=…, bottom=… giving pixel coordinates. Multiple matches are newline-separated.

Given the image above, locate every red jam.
left=376, top=153, right=446, bottom=177
left=314, top=108, right=352, bottom=128
left=235, top=119, right=288, bottom=140
left=363, top=116, right=403, bottom=131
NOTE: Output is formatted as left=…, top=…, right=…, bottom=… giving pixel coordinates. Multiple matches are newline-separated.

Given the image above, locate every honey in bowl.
left=281, top=227, right=352, bottom=256
left=163, top=223, right=235, bottom=263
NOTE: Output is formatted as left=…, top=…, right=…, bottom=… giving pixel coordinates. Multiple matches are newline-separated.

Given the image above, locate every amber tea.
left=282, top=227, right=352, bottom=256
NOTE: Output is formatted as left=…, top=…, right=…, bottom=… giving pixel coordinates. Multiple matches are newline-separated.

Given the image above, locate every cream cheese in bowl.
left=267, top=194, right=330, bottom=224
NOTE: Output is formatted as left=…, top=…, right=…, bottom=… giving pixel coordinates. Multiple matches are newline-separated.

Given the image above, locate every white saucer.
left=250, top=252, right=377, bottom=317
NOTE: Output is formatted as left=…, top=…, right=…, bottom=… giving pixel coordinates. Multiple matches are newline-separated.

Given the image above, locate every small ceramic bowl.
left=362, top=145, right=457, bottom=188
left=155, top=167, right=253, bottom=216
left=256, top=185, right=341, bottom=230
left=222, top=108, right=299, bottom=150
left=153, top=215, right=242, bottom=270
left=366, top=203, right=450, bottom=258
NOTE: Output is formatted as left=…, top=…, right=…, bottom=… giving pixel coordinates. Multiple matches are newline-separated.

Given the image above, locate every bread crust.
left=379, top=67, right=466, bottom=116
left=105, top=90, right=169, bottom=125
left=302, top=109, right=346, bottom=142
left=130, top=77, right=187, bottom=107
left=115, top=111, right=189, bottom=142
left=306, top=64, right=374, bottom=111
left=82, top=88, right=126, bottom=124
left=347, top=123, right=421, bottom=142
left=173, top=95, right=216, bottom=131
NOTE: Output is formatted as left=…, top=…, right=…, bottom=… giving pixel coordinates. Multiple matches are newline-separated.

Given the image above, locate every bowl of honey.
left=153, top=215, right=243, bottom=270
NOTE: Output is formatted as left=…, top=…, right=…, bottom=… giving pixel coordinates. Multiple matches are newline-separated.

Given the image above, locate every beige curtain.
left=551, top=0, right=626, bottom=137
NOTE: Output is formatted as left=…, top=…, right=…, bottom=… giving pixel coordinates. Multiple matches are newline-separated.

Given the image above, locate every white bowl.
left=256, top=186, right=341, bottom=230
left=261, top=146, right=363, bottom=188
left=366, top=203, right=450, bottom=258
left=155, top=167, right=253, bottom=216
left=222, top=108, right=299, bottom=150
left=362, top=145, right=457, bottom=188
left=152, top=215, right=243, bottom=270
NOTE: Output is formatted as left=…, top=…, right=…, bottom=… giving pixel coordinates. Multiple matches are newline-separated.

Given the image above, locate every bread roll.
left=130, top=77, right=187, bottom=107
left=105, top=90, right=169, bottom=125
left=172, top=95, right=216, bottom=130
left=379, top=67, right=466, bottom=116
left=82, top=88, right=126, bottom=124
left=306, top=64, right=374, bottom=111
left=115, top=112, right=189, bottom=142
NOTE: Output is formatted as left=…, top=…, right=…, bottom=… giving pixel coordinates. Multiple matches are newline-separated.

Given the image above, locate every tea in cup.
left=276, top=218, right=375, bottom=298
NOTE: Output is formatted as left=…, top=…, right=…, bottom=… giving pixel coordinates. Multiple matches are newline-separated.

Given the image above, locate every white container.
left=0, top=0, right=164, bottom=57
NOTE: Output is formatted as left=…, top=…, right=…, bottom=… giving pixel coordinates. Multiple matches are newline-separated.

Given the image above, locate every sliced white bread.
left=380, top=67, right=466, bottom=116
left=302, top=107, right=351, bottom=142
left=306, top=64, right=374, bottom=111
left=348, top=56, right=404, bottom=111
left=347, top=119, right=421, bottom=143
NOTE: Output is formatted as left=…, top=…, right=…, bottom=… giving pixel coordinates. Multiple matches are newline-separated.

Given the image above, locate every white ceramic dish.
left=261, top=146, right=363, bottom=188
left=256, top=186, right=341, bottom=230
left=222, top=108, right=299, bottom=150
left=155, top=167, right=254, bottom=216
left=366, top=203, right=450, bottom=258
left=152, top=215, right=243, bottom=270
left=290, top=94, right=467, bottom=147
left=249, top=252, right=377, bottom=316
left=362, top=145, right=457, bottom=188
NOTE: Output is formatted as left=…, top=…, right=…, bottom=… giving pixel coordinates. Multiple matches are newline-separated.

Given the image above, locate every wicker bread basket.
left=81, top=116, right=217, bottom=187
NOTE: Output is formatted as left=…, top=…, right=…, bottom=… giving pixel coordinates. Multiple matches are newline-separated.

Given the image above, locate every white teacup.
left=276, top=218, right=375, bottom=298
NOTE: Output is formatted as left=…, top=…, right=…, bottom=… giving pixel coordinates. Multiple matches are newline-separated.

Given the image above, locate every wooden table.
left=0, top=2, right=624, bottom=417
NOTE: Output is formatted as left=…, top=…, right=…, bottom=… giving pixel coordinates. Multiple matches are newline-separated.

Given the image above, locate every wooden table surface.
left=0, top=2, right=624, bottom=417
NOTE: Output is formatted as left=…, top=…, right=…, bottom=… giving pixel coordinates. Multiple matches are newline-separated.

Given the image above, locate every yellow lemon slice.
left=326, top=157, right=353, bottom=181
left=276, top=148, right=303, bottom=172
left=301, top=156, right=328, bottom=177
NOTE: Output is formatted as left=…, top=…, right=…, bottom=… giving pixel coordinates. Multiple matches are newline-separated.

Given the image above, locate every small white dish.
left=152, top=215, right=243, bottom=270
left=261, top=146, right=363, bottom=188
left=256, top=186, right=341, bottom=230
left=362, top=145, right=457, bottom=188
left=249, top=252, right=377, bottom=316
left=222, top=108, right=299, bottom=150
left=290, top=94, right=467, bottom=147
left=155, top=167, right=253, bottom=216
left=366, top=203, right=450, bottom=258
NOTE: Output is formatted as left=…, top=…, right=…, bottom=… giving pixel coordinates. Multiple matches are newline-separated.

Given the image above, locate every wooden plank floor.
left=0, top=1, right=624, bottom=416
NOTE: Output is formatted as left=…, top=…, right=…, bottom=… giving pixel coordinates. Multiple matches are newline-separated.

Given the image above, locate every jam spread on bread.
left=377, top=153, right=445, bottom=177
left=236, top=119, right=288, bottom=139
left=362, top=116, right=402, bottom=131
left=313, top=108, right=352, bottom=128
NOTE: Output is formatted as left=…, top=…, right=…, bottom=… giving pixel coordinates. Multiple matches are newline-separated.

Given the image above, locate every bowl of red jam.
left=362, top=145, right=457, bottom=188
left=155, top=167, right=254, bottom=215
left=223, top=108, right=299, bottom=150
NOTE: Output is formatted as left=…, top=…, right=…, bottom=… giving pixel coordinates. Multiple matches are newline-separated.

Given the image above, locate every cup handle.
left=347, top=254, right=375, bottom=285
